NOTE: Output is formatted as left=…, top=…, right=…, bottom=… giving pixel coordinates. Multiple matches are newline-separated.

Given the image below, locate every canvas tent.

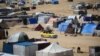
left=36, top=43, right=73, bottom=56
left=38, top=14, right=51, bottom=23
left=58, top=20, right=72, bottom=32
left=51, top=0, right=59, bottom=4
left=7, top=32, right=29, bottom=43
left=35, top=24, right=44, bottom=31
left=0, top=52, right=19, bottom=56
left=81, top=23, right=97, bottom=36
left=28, top=17, right=38, bottom=24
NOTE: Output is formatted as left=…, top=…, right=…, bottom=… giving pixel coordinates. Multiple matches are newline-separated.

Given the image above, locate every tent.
left=89, top=46, right=100, bottom=56
left=81, top=23, right=97, bottom=35
left=13, top=42, right=38, bottom=56
left=28, top=17, right=38, bottom=24
left=0, top=52, right=19, bottom=56
left=58, top=20, right=72, bottom=32
left=7, top=32, right=29, bottom=43
left=35, top=24, right=44, bottom=31
left=38, top=14, right=50, bottom=23
left=51, top=0, right=59, bottom=4
left=83, top=14, right=93, bottom=21
left=36, top=43, right=73, bottom=56
left=0, top=0, right=5, bottom=3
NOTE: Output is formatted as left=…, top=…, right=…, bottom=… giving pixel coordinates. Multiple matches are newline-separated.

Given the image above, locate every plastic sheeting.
left=81, top=23, right=97, bottom=35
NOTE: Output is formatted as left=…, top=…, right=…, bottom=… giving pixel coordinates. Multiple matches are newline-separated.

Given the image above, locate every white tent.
left=7, top=32, right=29, bottom=43
left=36, top=43, right=73, bottom=56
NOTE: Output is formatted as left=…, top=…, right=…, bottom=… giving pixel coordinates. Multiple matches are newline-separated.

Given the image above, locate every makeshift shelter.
left=94, top=24, right=100, bottom=36
left=38, top=14, right=51, bottom=23
left=53, top=17, right=66, bottom=28
left=7, top=32, right=29, bottom=43
left=3, top=32, right=29, bottom=54
left=58, top=20, right=72, bottom=32
left=89, top=46, right=100, bottom=56
left=13, top=42, right=38, bottom=56
left=33, top=41, right=50, bottom=50
left=51, top=0, right=59, bottom=4
left=28, top=17, right=38, bottom=24
left=34, top=24, right=44, bottom=31
left=73, top=9, right=87, bottom=15
left=32, top=0, right=44, bottom=5
left=0, top=0, right=5, bottom=3
left=0, top=52, right=19, bottom=56
left=36, top=43, right=73, bottom=56
left=81, top=23, right=97, bottom=36
left=83, top=14, right=93, bottom=21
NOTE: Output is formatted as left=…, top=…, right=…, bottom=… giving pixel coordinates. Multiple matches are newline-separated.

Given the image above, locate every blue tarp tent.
left=51, top=0, right=59, bottom=4
left=28, top=17, right=38, bottom=24
left=81, top=23, right=97, bottom=35
left=58, top=20, right=72, bottom=32
left=83, top=16, right=93, bottom=21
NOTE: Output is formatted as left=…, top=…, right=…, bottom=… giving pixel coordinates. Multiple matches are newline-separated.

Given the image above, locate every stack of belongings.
left=73, top=2, right=87, bottom=15
left=13, top=41, right=50, bottom=56
left=0, top=52, right=19, bottom=56
left=36, top=43, right=73, bottom=56
left=3, top=32, right=29, bottom=54
left=89, top=46, right=100, bottom=56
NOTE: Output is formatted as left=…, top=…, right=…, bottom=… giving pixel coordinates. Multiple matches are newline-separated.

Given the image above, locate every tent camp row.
left=3, top=32, right=73, bottom=56
left=58, top=15, right=100, bottom=36
left=32, top=0, right=59, bottom=5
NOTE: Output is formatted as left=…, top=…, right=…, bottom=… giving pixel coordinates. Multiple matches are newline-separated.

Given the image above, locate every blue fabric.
left=16, top=42, right=33, bottom=46
left=58, top=20, right=71, bottom=32
left=28, top=17, right=38, bottom=24
left=83, top=16, right=93, bottom=21
left=51, top=0, right=59, bottom=4
left=81, top=23, right=97, bottom=35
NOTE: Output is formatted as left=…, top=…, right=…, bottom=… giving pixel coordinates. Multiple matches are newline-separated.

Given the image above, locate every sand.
left=0, top=0, right=100, bottom=56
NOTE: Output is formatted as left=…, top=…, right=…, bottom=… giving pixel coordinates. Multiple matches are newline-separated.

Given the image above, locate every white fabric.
left=0, top=19, right=3, bottom=23
left=0, top=52, right=18, bottom=56
left=7, top=32, right=27, bottom=43
left=36, top=43, right=73, bottom=56
left=68, top=16, right=75, bottom=20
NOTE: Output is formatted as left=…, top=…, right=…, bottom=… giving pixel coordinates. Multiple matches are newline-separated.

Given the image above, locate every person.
left=77, top=47, right=81, bottom=53
left=72, top=16, right=80, bottom=36
left=5, top=29, right=8, bottom=38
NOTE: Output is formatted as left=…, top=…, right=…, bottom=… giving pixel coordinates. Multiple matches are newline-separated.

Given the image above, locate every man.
left=72, top=16, right=80, bottom=36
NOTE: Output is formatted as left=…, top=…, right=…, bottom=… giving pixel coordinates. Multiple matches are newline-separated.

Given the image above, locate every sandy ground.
left=0, top=0, right=100, bottom=56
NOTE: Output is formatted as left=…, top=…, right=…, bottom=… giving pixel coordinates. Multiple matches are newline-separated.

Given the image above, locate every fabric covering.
left=28, top=17, right=38, bottom=24
left=81, top=23, right=97, bottom=35
left=0, top=52, right=19, bottom=56
left=58, top=20, right=72, bottom=32
left=7, top=32, right=29, bottom=43
left=36, top=43, right=73, bottom=56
